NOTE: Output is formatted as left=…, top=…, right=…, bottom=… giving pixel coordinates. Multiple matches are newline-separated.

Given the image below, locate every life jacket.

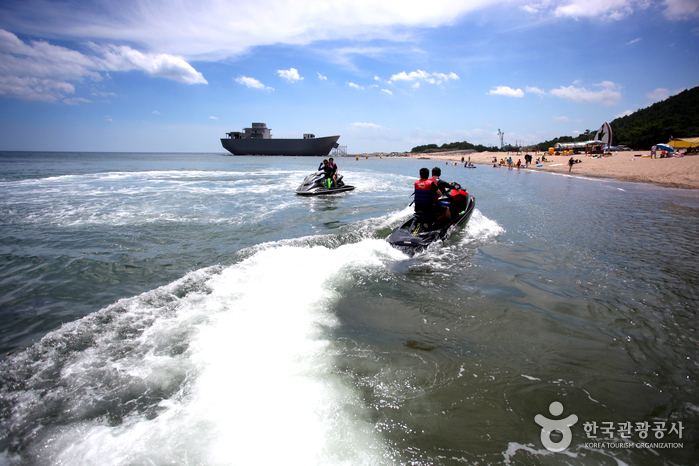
left=449, top=187, right=467, bottom=200
left=414, top=178, right=435, bottom=205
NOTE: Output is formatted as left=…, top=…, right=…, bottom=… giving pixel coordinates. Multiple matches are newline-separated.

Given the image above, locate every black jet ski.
left=387, top=184, right=475, bottom=255
left=295, top=171, right=355, bottom=195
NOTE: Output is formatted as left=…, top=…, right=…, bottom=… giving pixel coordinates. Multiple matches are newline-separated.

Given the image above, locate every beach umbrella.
left=669, top=138, right=699, bottom=149
left=656, top=143, right=675, bottom=152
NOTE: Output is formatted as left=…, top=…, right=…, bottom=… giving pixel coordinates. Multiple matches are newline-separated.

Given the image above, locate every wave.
left=0, top=203, right=504, bottom=464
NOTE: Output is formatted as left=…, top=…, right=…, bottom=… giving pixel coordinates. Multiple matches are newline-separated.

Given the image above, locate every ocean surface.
left=0, top=152, right=697, bottom=465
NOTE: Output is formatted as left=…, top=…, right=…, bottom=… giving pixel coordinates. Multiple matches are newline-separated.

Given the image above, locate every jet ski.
left=295, top=171, right=355, bottom=195
left=387, top=184, right=475, bottom=255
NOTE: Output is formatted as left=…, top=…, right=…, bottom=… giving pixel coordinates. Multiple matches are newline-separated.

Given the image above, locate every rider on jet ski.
left=318, top=159, right=336, bottom=188
left=432, top=166, right=461, bottom=217
left=414, top=167, right=451, bottom=222
left=431, top=167, right=468, bottom=219
left=328, top=158, right=338, bottom=187
left=430, top=167, right=456, bottom=194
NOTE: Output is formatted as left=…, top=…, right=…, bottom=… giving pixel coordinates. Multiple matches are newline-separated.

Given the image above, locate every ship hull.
left=221, top=135, right=340, bottom=156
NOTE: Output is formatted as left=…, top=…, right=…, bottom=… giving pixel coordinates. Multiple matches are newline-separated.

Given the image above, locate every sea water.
left=0, top=152, right=697, bottom=465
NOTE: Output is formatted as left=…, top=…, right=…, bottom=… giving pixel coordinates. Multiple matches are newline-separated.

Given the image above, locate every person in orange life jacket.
left=318, top=159, right=334, bottom=187
left=414, top=168, right=451, bottom=221
left=328, top=157, right=338, bottom=187
left=430, top=167, right=454, bottom=221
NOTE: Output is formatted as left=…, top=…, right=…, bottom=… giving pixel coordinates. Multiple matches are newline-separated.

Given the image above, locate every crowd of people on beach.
left=650, top=145, right=698, bottom=158
left=492, top=153, right=551, bottom=169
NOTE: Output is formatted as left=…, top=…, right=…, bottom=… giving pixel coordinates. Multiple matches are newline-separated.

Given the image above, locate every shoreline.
left=348, top=150, right=699, bottom=189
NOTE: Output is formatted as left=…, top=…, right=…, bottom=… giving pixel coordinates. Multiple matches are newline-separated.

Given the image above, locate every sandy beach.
left=352, top=150, right=699, bottom=189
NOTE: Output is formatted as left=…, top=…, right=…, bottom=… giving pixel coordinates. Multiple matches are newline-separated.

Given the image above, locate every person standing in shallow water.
left=568, top=157, right=574, bottom=172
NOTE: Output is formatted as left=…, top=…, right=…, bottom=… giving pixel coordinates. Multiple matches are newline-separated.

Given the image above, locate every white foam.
left=10, top=239, right=404, bottom=465
left=502, top=442, right=578, bottom=463
left=460, top=209, right=505, bottom=245
left=0, top=168, right=313, bottom=227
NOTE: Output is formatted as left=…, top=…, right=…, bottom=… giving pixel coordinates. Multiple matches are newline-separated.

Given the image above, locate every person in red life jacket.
left=414, top=168, right=451, bottom=222
left=429, top=167, right=456, bottom=221
left=328, top=157, right=338, bottom=187
left=318, top=159, right=334, bottom=187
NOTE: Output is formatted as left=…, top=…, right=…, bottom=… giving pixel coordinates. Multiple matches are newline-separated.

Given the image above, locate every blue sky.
left=0, top=0, right=698, bottom=153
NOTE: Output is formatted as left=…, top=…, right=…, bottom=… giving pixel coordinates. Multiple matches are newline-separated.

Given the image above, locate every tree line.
left=410, top=85, right=698, bottom=153
left=410, top=141, right=501, bottom=153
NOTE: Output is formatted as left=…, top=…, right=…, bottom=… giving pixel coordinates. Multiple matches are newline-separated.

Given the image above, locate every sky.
left=0, top=0, right=698, bottom=153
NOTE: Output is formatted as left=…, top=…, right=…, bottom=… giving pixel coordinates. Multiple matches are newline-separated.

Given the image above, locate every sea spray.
left=0, top=239, right=406, bottom=465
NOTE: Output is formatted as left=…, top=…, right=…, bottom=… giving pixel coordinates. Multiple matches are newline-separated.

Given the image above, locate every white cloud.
left=348, top=82, right=364, bottom=90
left=523, top=0, right=698, bottom=23
left=553, top=0, right=638, bottom=21
left=389, top=70, right=459, bottom=86
left=92, top=44, right=207, bottom=84
left=553, top=115, right=570, bottom=121
left=626, top=37, right=642, bottom=45
left=0, top=1, right=506, bottom=61
left=152, top=110, right=161, bottom=114
left=549, top=81, right=622, bottom=106
left=350, top=122, right=383, bottom=130
left=614, top=109, right=634, bottom=118
left=277, top=67, right=303, bottom=82
left=63, top=97, right=92, bottom=105
left=0, top=76, right=76, bottom=102
left=317, top=72, right=327, bottom=80
left=645, top=87, right=685, bottom=103
left=0, top=29, right=206, bottom=102
left=525, top=86, right=546, bottom=95
left=235, top=76, right=273, bottom=91
left=0, top=0, right=695, bottom=65
left=662, top=0, right=699, bottom=20
left=209, top=116, right=218, bottom=119
left=488, top=86, right=524, bottom=97
left=381, top=88, right=393, bottom=95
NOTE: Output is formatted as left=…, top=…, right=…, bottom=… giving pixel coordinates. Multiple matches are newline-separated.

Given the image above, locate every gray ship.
left=221, top=123, right=340, bottom=156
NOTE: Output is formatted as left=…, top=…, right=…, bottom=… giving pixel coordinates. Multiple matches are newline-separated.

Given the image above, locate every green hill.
left=410, top=85, right=698, bottom=153
left=610, top=86, right=699, bottom=149
left=536, top=86, right=699, bottom=150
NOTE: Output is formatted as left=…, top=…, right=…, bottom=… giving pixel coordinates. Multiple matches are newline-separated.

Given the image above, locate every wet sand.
left=353, top=150, right=699, bottom=189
